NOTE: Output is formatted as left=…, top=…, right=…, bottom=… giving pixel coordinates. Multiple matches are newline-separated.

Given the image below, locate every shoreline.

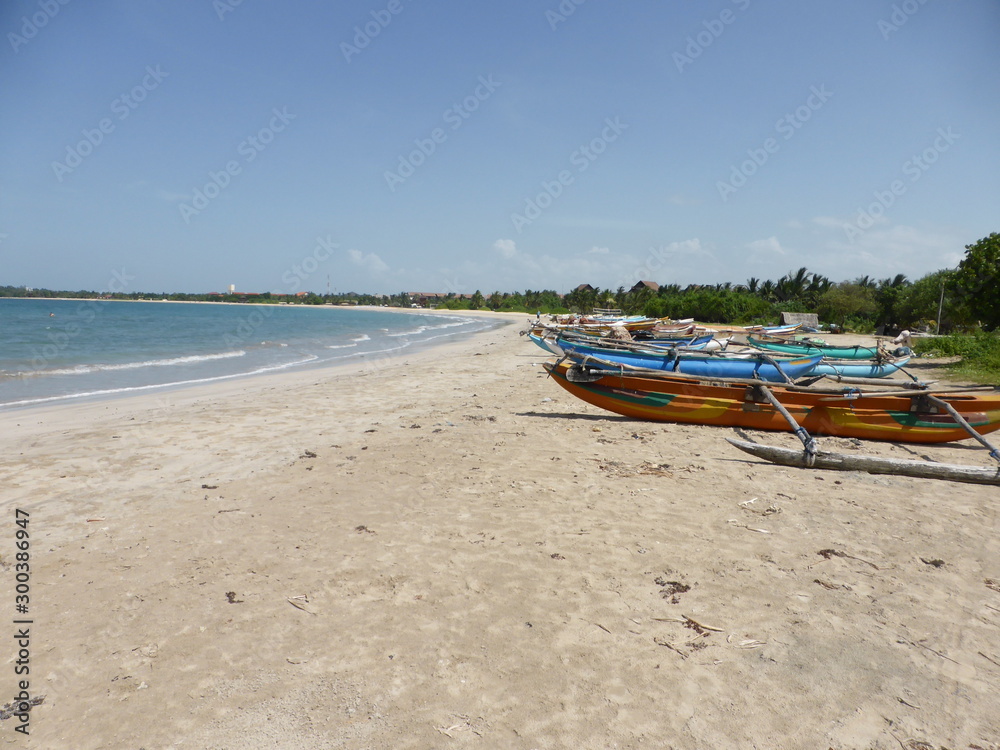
left=0, top=310, right=523, bottom=436
left=0, top=305, right=525, bottom=414
left=3, top=320, right=998, bottom=748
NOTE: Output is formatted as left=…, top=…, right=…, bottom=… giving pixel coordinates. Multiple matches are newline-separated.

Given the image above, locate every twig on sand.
left=434, top=715, right=483, bottom=738
left=654, top=615, right=724, bottom=634
left=727, top=520, right=771, bottom=534
left=681, top=615, right=723, bottom=634
left=287, top=595, right=317, bottom=615
left=653, top=637, right=688, bottom=659
left=979, top=651, right=1000, bottom=668
left=816, top=548, right=880, bottom=570
left=899, top=637, right=958, bottom=665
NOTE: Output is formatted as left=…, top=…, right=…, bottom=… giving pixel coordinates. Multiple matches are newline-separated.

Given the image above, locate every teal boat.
left=810, top=356, right=911, bottom=379
left=746, top=334, right=886, bottom=360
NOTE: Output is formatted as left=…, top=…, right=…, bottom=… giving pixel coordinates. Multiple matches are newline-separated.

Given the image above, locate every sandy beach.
left=2, top=313, right=999, bottom=749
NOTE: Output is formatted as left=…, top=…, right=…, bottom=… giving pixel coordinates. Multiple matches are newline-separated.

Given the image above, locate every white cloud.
left=438, top=237, right=732, bottom=293
left=493, top=238, right=517, bottom=259
left=347, top=248, right=389, bottom=273
left=810, top=223, right=963, bottom=280
left=746, top=236, right=785, bottom=256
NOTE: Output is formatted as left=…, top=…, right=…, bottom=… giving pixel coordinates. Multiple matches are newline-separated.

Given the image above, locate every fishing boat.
left=746, top=334, right=886, bottom=360
left=809, top=355, right=911, bottom=379
left=550, top=336, right=821, bottom=382
left=526, top=331, right=714, bottom=356
left=542, top=356, right=1000, bottom=444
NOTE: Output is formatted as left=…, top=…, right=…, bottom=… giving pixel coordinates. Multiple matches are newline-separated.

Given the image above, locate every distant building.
left=228, top=284, right=236, bottom=294
left=630, top=280, right=659, bottom=293
left=780, top=311, right=819, bottom=328
left=574, top=284, right=595, bottom=292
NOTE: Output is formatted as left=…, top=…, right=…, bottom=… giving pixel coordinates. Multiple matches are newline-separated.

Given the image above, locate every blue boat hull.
left=554, top=338, right=821, bottom=382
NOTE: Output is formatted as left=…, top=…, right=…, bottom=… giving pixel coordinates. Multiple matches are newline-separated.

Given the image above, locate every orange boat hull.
left=544, top=361, right=1000, bottom=445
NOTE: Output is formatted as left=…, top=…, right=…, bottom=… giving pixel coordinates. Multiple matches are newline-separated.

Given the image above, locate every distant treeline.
left=4, top=232, right=997, bottom=333
left=419, top=232, right=1000, bottom=334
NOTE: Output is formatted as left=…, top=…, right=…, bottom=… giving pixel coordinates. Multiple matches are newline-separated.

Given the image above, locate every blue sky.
left=1, top=0, right=998, bottom=295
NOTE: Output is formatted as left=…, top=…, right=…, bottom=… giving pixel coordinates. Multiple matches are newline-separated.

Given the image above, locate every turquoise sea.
left=0, top=299, right=501, bottom=409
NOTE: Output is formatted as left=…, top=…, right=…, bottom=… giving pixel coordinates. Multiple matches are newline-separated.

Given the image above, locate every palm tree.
left=855, top=275, right=876, bottom=289
left=759, top=279, right=777, bottom=302
left=776, top=267, right=812, bottom=302
left=805, top=274, right=832, bottom=305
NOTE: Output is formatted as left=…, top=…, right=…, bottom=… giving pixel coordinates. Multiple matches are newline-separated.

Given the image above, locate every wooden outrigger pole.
left=726, top=438, right=1000, bottom=486
left=924, top=394, right=1000, bottom=464
left=730, top=377, right=1000, bottom=484
left=752, top=382, right=818, bottom=461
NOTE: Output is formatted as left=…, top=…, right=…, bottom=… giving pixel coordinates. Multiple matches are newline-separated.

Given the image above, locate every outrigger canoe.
left=543, top=357, right=1000, bottom=444
left=746, top=334, right=885, bottom=360
left=551, top=336, right=821, bottom=382
left=809, top=355, right=911, bottom=379
left=527, top=332, right=716, bottom=357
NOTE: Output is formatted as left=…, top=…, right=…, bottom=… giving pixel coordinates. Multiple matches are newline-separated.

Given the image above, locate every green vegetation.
left=915, top=333, right=1000, bottom=385
left=436, top=289, right=568, bottom=313
left=912, top=331, right=1000, bottom=385
left=951, top=232, right=1000, bottom=330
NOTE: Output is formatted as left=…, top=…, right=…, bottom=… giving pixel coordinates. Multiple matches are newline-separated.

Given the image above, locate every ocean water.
left=0, top=299, right=501, bottom=409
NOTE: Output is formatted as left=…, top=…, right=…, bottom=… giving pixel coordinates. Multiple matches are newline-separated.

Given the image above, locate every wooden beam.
left=727, top=438, right=1000, bottom=486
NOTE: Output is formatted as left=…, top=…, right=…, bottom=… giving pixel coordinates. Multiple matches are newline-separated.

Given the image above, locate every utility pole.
left=935, top=280, right=945, bottom=335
